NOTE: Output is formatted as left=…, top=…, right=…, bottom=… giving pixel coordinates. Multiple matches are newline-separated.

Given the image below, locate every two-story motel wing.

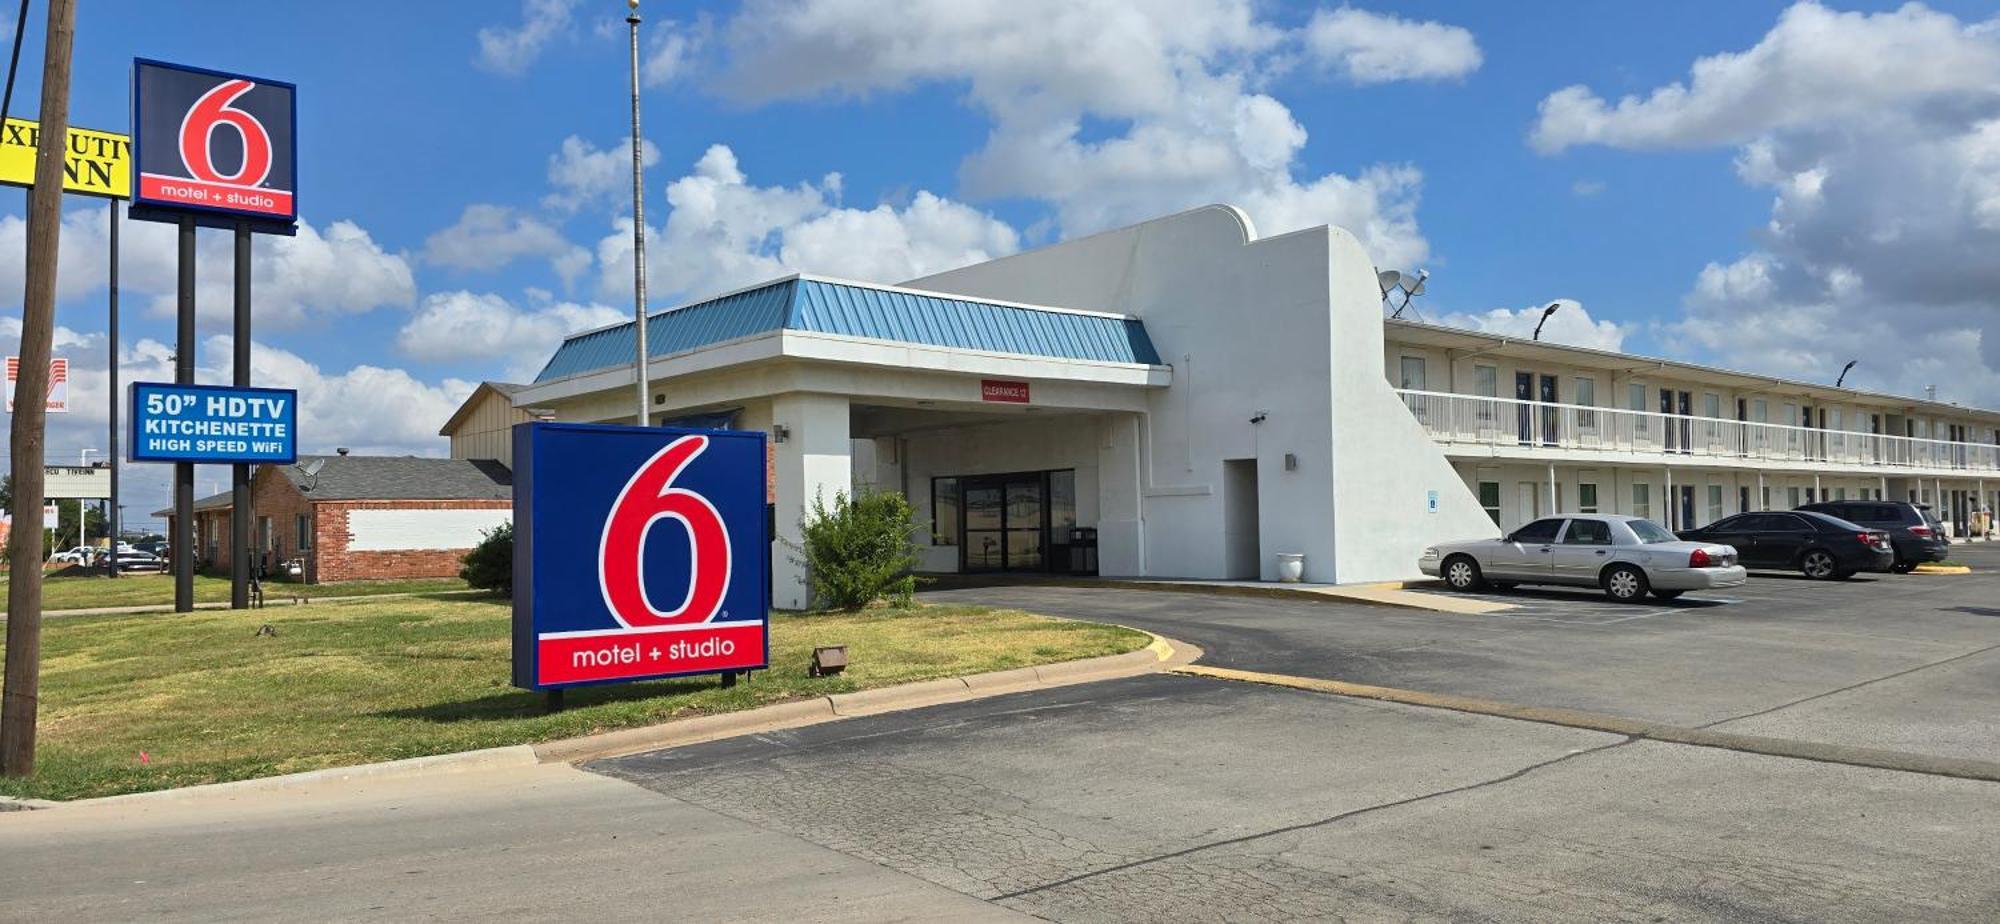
left=481, top=205, right=2000, bottom=608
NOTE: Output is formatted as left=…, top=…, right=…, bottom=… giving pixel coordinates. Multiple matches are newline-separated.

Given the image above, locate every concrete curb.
left=44, top=745, right=541, bottom=808
left=1913, top=564, right=1973, bottom=574
left=0, top=795, right=60, bottom=812
left=534, top=634, right=1198, bottom=765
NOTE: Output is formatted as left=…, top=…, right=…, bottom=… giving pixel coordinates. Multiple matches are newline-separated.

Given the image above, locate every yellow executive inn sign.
left=0, top=116, right=131, bottom=199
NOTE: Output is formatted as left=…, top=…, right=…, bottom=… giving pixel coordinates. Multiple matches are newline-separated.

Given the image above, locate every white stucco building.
left=492, top=205, right=2000, bottom=608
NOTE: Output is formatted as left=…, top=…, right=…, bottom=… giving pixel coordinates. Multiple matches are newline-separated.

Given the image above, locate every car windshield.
left=1627, top=519, right=1679, bottom=543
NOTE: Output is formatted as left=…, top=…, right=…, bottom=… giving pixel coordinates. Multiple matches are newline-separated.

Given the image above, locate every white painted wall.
left=770, top=392, right=851, bottom=609
left=346, top=508, right=512, bottom=551
left=908, top=205, right=1493, bottom=582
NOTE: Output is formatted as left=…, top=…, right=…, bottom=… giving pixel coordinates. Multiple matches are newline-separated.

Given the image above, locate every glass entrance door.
left=960, top=472, right=1050, bottom=572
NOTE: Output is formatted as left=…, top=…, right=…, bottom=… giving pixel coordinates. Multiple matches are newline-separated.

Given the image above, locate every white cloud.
left=1530, top=1, right=2000, bottom=154
left=423, top=204, right=591, bottom=289
left=1537, top=2, right=2000, bottom=406
left=1571, top=179, right=1605, bottom=198
left=593, top=144, right=1019, bottom=300
left=710, top=0, right=1452, bottom=267
left=476, top=0, right=578, bottom=74
left=644, top=17, right=710, bottom=87
left=1302, top=7, right=1482, bottom=85
left=0, top=209, right=415, bottom=331
left=396, top=290, right=624, bottom=380
left=0, top=317, right=475, bottom=525
left=1437, top=300, right=1627, bottom=352
left=544, top=135, right=661, bottom=213
left=143, top=220, right=417, bottom=329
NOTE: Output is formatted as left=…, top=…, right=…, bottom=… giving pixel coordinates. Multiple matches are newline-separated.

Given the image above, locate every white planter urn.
left=1274, top=552, right=1305, bottom=583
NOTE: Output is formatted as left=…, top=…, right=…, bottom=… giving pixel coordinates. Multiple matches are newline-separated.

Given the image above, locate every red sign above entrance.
left=981, top=379, right=1030, bottom=403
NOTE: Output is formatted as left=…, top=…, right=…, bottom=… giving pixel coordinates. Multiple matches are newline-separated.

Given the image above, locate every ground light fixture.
left=809, top=645, right=848, bottom=677
left=1531, top=301, right=1563, bottom=340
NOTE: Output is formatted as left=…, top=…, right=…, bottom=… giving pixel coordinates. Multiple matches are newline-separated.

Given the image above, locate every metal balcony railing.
left=1394, top=388, right=2000, bottom=473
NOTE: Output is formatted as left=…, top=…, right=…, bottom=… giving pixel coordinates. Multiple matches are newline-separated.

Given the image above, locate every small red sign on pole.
left=981, top=379, right=1030, bottom=403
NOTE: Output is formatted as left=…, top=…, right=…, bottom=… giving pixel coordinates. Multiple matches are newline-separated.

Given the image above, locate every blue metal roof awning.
left=533, top=276, right=1161, bottom=383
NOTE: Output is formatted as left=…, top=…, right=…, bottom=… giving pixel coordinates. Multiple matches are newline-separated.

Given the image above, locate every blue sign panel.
left=129, top=382, right=298, bottom=464
left=512, top=422, right=769, bottom=691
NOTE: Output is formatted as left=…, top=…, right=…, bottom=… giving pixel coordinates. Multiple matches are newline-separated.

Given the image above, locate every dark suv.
left=1797, top=501, right=1948, bottom=573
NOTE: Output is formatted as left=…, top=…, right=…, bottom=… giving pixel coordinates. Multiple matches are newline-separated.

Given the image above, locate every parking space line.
left=1173, top=664, right=2000, bottom=784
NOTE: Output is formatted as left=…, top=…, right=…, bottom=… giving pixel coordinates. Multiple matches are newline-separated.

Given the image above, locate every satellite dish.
left=298, top=458, right=325, bottom=478
left=1406, top=269, right=1428, bottom=297
left=1377, top=269, right=1402, bottom=298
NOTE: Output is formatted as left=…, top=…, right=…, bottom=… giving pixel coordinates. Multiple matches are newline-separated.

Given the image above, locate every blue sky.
left=5, top=0, right=2000, bottom=525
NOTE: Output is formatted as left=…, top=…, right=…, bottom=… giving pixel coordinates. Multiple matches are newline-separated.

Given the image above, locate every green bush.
left=797, top=490, right=922, bottom=610
left=460, top=521, right=514, bottom=595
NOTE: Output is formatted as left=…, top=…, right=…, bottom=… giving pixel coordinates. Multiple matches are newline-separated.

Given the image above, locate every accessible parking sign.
left=512, top=422, right=769, bottom=690
left=129, top=382, right=298, bottom=464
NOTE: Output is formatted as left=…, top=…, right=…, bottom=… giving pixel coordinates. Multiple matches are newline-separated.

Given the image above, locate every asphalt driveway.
left=587, top=552, right=2000, bottom=921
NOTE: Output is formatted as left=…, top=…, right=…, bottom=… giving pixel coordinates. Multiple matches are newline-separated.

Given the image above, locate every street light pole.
left=627, top=0, right=649, bottom=427
left=1532, top=301, right=1562, bottom=341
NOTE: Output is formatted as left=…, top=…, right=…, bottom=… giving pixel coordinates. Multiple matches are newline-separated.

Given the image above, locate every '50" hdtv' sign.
left=129, top=382, right=297, bottom=465
left=512, top=423, right=769, bottom=690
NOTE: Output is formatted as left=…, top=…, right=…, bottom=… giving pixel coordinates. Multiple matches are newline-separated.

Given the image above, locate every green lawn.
left=0, top=595, right=1148, bottom=801
left=0, top=573, right=473, bottom=613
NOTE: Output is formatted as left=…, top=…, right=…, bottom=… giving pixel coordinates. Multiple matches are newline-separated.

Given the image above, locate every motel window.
left=1703, top=393, right=1721, bottom=418
left=1706, top=485, right=1724, bottom=524
left=1578, top=483, right=1599, bottom=514
left=1473, top=365, right=1497, bottom=397
left=1478, top=482, right=1501, bottom=526
left=1629, top=383, right=1648, bottom=433
left=1399, top=356, right=1427, bottom=391
left=258, top=516, right=274, bottom=553
left=296, top=514, right=312, bottom=550
left=1762, top=487, right=1772, bottom=509
left=1631, top=483, right=1651, bottom=521
left=1752, top=399, right=1768, bottom=423
left=1834, top=487, right=1848, bottom=500
left=931, top=477, right=960, bottom=546
left=1788, top=487, right=1802, bottom=508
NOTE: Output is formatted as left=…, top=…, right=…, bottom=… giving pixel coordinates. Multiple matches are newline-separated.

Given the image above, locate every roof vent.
left=336, top=447, right=350, bottom=456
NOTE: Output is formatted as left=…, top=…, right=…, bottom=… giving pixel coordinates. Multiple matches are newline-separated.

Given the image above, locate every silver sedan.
left=1419, top=514, right=1747, bottom=603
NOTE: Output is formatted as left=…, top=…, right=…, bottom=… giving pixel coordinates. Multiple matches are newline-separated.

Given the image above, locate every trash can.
left=1274, top=552, right=1305, bottom=583
left=1068, top=527, right=1098, bottom=576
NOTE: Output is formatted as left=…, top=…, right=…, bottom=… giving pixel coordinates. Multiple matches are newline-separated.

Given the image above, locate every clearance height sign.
left=512, top=423, right=769, bottom=690
left=133, top=59, right=296, bottom=223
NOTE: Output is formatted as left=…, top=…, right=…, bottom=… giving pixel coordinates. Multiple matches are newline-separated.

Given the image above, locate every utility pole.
left=2, top=0, right=78, bottom=779
left=627, top=0, right=649, bottom=426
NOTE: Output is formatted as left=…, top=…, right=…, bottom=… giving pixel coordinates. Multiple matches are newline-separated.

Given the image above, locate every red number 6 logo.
left=179, top=79, right=273, bottom=187
left=598, top=435, right=733, bottom=628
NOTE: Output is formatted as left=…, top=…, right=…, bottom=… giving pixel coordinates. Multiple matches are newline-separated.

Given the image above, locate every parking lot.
left=584, top=559, right=2000, bottom=921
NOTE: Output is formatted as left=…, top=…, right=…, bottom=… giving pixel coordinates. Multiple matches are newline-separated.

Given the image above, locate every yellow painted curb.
left=1912, top=564, right=1972, bottom=574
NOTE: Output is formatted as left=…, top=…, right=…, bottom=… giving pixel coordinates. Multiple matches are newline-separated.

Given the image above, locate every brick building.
left=159, top=454, right=512, bottom=584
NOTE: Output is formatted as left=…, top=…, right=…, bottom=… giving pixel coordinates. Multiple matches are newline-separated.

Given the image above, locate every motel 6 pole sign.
left=512, top=423, right=770, bottom=691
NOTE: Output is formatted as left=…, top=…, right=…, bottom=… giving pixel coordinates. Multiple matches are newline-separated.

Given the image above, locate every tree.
left=459, top=521, right=513, bottom=595
left=795, top=490, right=922, bottom=611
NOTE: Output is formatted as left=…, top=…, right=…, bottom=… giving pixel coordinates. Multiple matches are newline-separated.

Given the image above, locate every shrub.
left=797, top=490, right=922, bottom=610
left=460, top=521, right=514, bottom=595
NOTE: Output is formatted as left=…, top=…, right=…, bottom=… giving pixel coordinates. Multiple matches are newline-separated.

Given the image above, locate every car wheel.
left=1602, top=564, right=1649, bottom=603
left=1800, top=550, right=1839, bottom=580
left=1651, top=589, right=1684, bottom=601
left=1442, top=555, right=1486, bottom=592
left=1890, top=561, right=1917, bottom=574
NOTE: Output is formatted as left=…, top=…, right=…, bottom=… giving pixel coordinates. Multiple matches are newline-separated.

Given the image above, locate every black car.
left=1796, top=501, right=1948, bottom=573
left=1676, top=510, right=1894, bottom=580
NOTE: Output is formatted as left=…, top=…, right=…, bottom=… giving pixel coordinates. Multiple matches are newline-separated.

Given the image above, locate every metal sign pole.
left=172, top=215, right=194, bottom=613
left=230, top=221, right=249, bottom=609
left=106, top=198, right=119, bottom=578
